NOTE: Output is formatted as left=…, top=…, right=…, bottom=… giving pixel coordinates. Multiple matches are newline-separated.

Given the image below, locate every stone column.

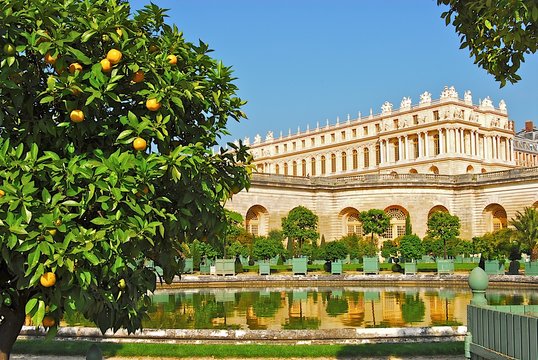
left=398, top=136, right=403, bottom=162
left=460, top=129, right=465, bottom=154
left=438, top=129, right=444, bottom=154
left=448, top=128, right=454, bottom=153
left=418, top=133, right=423, bottom=158
left=405, top=135, right=409, bottom=160
left=424, top=132, right=430, bottom=157
left=509, top=138, right=513, bottom=162
left=380, top=140, right=386, bottom=164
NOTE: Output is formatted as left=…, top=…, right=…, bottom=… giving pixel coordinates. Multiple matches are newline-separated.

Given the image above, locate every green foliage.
left=399, top=235, right=423, bottom=262
left=325, top=296, right=348, bottom=317
left=381, top=239, right=398, bottom=259
left=427, top=212, right=460, bottom=259
left=438, top=0, right=538, bottom=86
left=0, top=0, right=251, bottom=342
left=321, top=241, right=348, bottom=261
left=401, top=294, right=425, bottom=323
left=359, top=209, right=390, bottom=243
left=510, top=207, right=538, bottom=258
left=422, top=235, right=443, bottom=258
left=359, top=237, right=378, bottom=258
left=252, top=236, right=284, bottom=260
left=454, top=239, right=474, bottom=257
left=225, top=241, right=248, bottom=258
left=281, top=206, right=319, bottom=257
left=405, top=215, right=412, bottom=235
left=339, top=234, right=361, bottom=259
left=473, top=229, right=515, bottom=260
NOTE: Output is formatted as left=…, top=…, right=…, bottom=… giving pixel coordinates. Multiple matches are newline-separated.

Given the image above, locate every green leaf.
left=39, top=96, right=55, bottom=104
left=25, top=298, right=38, bottom=315
left=83, top=251, right=100, bottom=265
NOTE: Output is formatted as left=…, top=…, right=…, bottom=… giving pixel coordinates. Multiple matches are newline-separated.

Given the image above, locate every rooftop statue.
left=481, top=96, right=494, bottom=108
left=265, top=131, right=274, bottom=141
left=381, top=101, right=393, bottom=115
left=464, top=90, right=472, bottom=104
left=440, top=85, right=458, bottom=99
left=499, top=99, right=507, bottom=112
left=419, top=91, right=432, bottom=105
left=254, top=134, right=261, bottom=144
left=400, top=96, right=412, bottom=110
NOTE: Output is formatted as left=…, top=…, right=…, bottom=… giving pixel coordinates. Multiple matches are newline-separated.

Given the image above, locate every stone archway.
left=466, top=165, right=474, bottom=174
left=384, top=206, right=408, bottom=240
left=428, top=205, right=449, bottom=218
left=429, top=166, right=439, bottom=175
left=339, top=207, right=362, bottom=237
left=245, top=205, right=269, bottom=236
left=483, top=204, right=507, bottom=233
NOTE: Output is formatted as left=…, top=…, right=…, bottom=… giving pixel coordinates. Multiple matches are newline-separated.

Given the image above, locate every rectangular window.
left=396, top=225, right=405, bottom=237
left=363, top=126, right=368, bottom=136
left=331, top=133, right=335, bottom=142
left=302, top=140, right=305, bottom=148
left=375, top=124, right=380, bottom=133
left=383, top=227, right=393, bottom=240
left=292, top=142, right=296, bottom=151
left=341, top=131, right=346, bottom=140
left=433, top=110, right=440, bottom=121
left=275, top=146, right=279, bottom=154
left=393, top=119, right=399, bottom=129
left=311, top=137, right=315, bottom=146
left=283, top=144, right=287, bottom=152
left=321, top=135, right=325, bottom=144
left=413, top=115, right=418, bottom=125
left=352, top=129, right=357, bottom=137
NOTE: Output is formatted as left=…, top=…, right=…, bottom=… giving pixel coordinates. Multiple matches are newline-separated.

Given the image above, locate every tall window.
left=246, top=212, right=259, bottom=236
left=375, top=144, right=381, bottom=165
left=311, top=157, right=316, bottom=176
left=341, top=152, right=347, bottom=171
left=347, top=213, right=363, bottom=236
left=341, top=131, right=346, bottom=140
left=433, top=134, right=440, bottom=155
left=302, top=159, right=307, bottom=176
left=292, top=161, right=297, bottom=176
left=394, top=141, right=400, bottom=161
left=364, top=148, right=370, bottom=168
left=275, top=164, right=280, bottom=174
left=433, top=110, right=440, bottom=121
left=284, top=163, right=288, bottom=175
left=321, top=156, right=326, bottom=175
left=383, top=208, right=407, bottom=240
left=352, top=150, right=358, bottom=169
left=413, top=115, right=418, bottom=125
left=413, top=138, right=419, bottom=158
left=331, top=153, right=336, bottom=173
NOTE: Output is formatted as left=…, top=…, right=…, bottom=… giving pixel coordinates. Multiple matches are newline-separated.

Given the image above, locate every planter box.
left=259, top=261, right=270, bottom=275
left=292, top=257, right=308, bottom=275
left=484, top=260, right=505, bottom=275
left=436, top=259, right=454, bottom=275
left=363, top=256, right=379, bottom=275
left=331, top=260, right=343, bottom=275
left=183, top=258, right=194, bottom=274
left=404, top=262, right=417, bottom=275
left=215, top=259, right=235, bottom=276
left=419, top=255, right=435, bottom=263
left=525, top=261, right=538, bottom=276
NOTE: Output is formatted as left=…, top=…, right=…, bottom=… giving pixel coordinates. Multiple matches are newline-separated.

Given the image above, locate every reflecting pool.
left=138, top=287, right=538, bottom=330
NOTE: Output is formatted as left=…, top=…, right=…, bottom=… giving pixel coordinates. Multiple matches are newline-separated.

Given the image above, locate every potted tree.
left=322, top=241, right=348, bottom=275
left=427, top=212, right=460, bottom=275
left=252, top=236, right=284, bottom=275
left=282, top=206, right=319, bottom=275
left=359, top=209, right=390, bottom=274
left=399, top=235, right=423, bottom=275
left=510, top=207, right=538, bottom=276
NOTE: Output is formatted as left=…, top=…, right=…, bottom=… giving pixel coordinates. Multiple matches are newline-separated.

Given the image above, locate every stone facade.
left=227, top=87, right=538, bottom=242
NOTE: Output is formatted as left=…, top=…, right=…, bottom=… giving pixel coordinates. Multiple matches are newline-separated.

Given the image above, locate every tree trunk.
left=0, top=302, right=26, bottom=360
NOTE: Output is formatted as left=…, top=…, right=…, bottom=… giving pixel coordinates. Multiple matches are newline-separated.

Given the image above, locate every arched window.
left=311, top=157, right=316, bottom=176
left=364, top=148, right=370, bottom=168
left=429, top=166, right=439, bottom=175
left=466, top=165, right=474, bottom=173
left=347, top=212, right=363, bottom=236
left=321, top=156, right=326, bottom=175
left=302, top=159, right=307, bottom=176
left=275, top=164, right=280, bottom=175
left=384, top=207, right=407, bottom=240
left=413, top=138, right=419, bottom=158
left=292, top=161, right=297, bottom=176
left=331, top=153, right=336, bottom=173
left=375, top=144, right=381, bottom=165
left=394, top=141, right=400, bottom=161
left=246, top=205, right=269, bottom=236
left=493, top=209, right=507, bottom=232
left=246, top=211, right=259, bottom=236
left=483, top=204, right=507, bottom=232
left=352, top=150, right=358, bottom=169
left=341, top=152, right=347, bottom=172
left=284, top=163, right=288, bottom=175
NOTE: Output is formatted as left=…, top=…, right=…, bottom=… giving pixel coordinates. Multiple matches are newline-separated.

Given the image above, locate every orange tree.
left=0, top=0, right=250, bottom=358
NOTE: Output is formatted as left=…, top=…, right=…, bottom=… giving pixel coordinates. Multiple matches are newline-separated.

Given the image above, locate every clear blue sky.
left=130, top=0, right=538, bottom=144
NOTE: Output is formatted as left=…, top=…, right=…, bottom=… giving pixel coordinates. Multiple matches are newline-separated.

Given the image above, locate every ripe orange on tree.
left=100, top=58, right=112, bottom=72
left=70, top=109, right=84, bottom=123
left=0, top=189, right=4, bottom=197
left=167, top=54, right=177, bottom=65
left=68, top=62, right=82, bottom=73
left=146, top=98, right=161, bottom=111
left=44, top=52, right=57, bottom=65
left=42, top=316, right=56, bottom=327
left=133, top=137, right=147, bottom=151
left=106, top=49, right=122, bottom=64
left=40, top=272, right=56, bottom=287
left=132, top=70, right=144, bottom=83
left=115, top=27, right=123, bottom=37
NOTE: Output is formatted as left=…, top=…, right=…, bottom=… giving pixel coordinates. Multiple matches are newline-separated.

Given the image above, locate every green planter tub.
left=331, top=260, right=343, bottom=275
left=182, top=258, right=194, bottom=274
left=484, top=260, right=505, bottom=275
left=292, top=257, right=308, bottom=275
left=362, top=256, right=379, bottom=275
left=436, top=259, right=454, bottom=275
left=404, top=262, right=417, bottom=275
left=525, top=261, right=538, bottom=276
left=215, top=259, right=235, bottom=276
left=259, top=261, right=271, bottom=275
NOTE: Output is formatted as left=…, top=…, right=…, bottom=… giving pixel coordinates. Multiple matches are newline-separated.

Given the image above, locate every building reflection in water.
left=64, top=287, right=536, bottom=330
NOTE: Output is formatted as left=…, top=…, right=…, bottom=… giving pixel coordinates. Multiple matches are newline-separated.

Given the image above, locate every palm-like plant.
left=510, top=207, right=538, bottom=260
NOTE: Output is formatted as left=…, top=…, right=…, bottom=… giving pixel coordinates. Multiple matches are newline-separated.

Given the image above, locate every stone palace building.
left=227, top=86, right=538, bottom=242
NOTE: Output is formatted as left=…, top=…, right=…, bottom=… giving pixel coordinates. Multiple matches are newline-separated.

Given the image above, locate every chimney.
left=525, top=120, right=534, bottom=132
